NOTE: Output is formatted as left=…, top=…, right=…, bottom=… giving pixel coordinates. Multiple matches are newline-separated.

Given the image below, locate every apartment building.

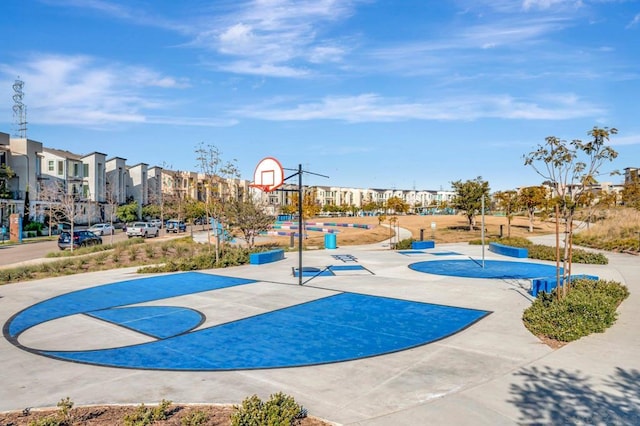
left=624, top=167, right=640, bottom=184
left=105, top=157, right=128, bottom=205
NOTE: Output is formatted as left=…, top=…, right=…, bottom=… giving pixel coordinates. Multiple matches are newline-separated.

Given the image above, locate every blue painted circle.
left=409, top=259, right=560, bottom=279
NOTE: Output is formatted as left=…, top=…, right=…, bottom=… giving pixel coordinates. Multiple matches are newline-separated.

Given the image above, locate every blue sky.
left=1, top=0, right=639, bottom=191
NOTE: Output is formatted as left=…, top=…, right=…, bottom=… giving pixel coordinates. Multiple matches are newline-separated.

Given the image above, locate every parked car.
left=126, top=222, right=159, bottom=238
left=166, top=220, right=187, bottom=233
left=58, top=230, right=102, bottom=250
left=150, top=219, right=163, bottom=229
left=88, top=223, right=115, bottom=236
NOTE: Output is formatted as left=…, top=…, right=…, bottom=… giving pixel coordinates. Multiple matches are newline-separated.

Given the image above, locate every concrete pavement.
left=0, top=234, right=638, bottom=425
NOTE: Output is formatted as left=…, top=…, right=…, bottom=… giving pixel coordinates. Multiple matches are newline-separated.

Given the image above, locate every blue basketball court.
left=4, top=272, right=490, bottom=371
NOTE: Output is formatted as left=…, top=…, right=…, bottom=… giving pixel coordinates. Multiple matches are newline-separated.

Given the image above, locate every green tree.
left=362, top=199, right=381, bottom=215
left=223, top=198, right=274, bottom=248
left=493, top=190, right=519, bottom=237
left=451, top=177, right=491, bottom=230
left=519, top=186, right=549, bottom=233
left=621, top=176, right=640, bottom=210
left=183, top=199, right=206, bottom=224
left=116, top=201, right=139, bottom=223
left=524, top=126, right=618, bottom=298
left=142, top=203, right=161, bottom=220
left=386, top=196, right=409, bottom=214
left=0, top=164, right=15, bottom=199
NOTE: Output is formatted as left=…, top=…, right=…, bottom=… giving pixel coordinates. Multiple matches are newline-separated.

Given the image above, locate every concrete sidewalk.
left=0, top=239, right=638, bottom=425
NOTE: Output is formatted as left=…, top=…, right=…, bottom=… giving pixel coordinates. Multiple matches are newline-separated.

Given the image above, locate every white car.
left=88, top=223, right=115, bottom=236
left=126, top=222, right=159, bottom=238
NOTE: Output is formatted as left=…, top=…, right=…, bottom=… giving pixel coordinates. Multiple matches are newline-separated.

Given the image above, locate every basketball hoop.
left=250, top=157, right=285, bottom=192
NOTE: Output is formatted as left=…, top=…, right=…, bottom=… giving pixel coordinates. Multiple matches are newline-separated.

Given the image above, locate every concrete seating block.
left=411, top=240, right=435, bottom=249
left=250, top=249, right=285, bottom=265
left=488, top=242, right=528, bottom=258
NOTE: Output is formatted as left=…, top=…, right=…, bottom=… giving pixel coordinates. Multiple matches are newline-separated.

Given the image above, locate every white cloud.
left=218, top=61, right=311, bottom=78
left=232, top=92, right=605, bottom=123
left=522, top=0, right=578, bottom=11
left=0, top=54, right=222, bottom=127
left=608, top=133, right=640, bottom=146
left=627, top=13, right=640, bottom=28
left=187, top=0, right=358, bottom=77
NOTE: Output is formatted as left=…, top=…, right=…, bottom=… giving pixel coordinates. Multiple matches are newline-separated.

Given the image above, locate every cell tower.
left=12, top=77, right=27, bottom=138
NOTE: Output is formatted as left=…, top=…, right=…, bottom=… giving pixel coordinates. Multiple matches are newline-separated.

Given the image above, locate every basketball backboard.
left=250, top=157, right=285, bottom=192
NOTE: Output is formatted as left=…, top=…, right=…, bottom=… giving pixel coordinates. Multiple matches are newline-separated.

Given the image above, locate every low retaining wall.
left=250, top=249, right=285, bottom=265
left=530, top=274, right=599, bottom=297
left=488, top=242, right=528, bottom=258
left=411, top=240, right=435, bottom=249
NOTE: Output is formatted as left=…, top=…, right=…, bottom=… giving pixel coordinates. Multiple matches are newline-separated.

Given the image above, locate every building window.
left=48, top=160, right=54, bottom=172
left=83, top=164, right=89, bottom=178
left=57, top=161, right=64, bottom=175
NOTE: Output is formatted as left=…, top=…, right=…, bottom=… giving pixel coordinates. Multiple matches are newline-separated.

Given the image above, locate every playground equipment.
left=210, top=218, right=233, bottom=242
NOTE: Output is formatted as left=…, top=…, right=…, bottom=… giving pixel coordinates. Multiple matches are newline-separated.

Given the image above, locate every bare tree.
left=195, top=143, right=240, bottom=261
left=38, top=180, right=84, bottom=251
left=524, top=126, right=618, bottom=298
left=104, top=175, right=121, bottom=244
left=223, top=198, right=274, bottom=248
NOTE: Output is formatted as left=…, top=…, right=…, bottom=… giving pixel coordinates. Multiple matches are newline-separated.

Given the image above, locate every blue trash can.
left=324, top=233, right=337, bottom=249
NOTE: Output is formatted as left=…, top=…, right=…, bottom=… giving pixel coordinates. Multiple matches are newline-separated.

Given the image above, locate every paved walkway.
left=0, top=235, right=638, bottom=425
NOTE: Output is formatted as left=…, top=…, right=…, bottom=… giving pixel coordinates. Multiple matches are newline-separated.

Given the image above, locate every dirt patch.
left=269, top=214, right=557, bottom=248
left=0, top=404, right=332, bottom=425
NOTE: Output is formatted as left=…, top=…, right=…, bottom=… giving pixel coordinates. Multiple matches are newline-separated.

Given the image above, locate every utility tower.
left=12, top=77, right=27, bottom=138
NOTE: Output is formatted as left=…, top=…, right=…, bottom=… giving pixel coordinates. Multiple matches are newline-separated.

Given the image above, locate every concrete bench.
left=411, top=240, right=435, bottom=249
left=488, top=242, right=528, bottom=258
left=250, top=249, right=285, bottom=265
left=530, top=274, right=599, bottom=297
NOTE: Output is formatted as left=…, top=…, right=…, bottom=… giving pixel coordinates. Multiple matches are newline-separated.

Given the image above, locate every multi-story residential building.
left=0, top=135, right=43, bottom=226
left=253, top=184, right=457, bottom=216
left=624, top=167, right=640, bottom=184
left=81, top=152, right=107, bottom=203
left=147, top=166, right=163, bottom=206
left=40, top=148, right=85, bottom=197
left=127, top=163, right=149, bottom=209
left=105, top=157, right=128, bottom=205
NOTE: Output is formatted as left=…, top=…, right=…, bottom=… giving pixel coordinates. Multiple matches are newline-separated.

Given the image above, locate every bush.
left=469, top=236, right=533, bottom=247
left=27, top=397, right=73, bottom=426
left=230, top=392, right=307, bottom=426
left=526, top=244, right=608, bottom=265
left=523, top=279, right=629, bottom=342
left=180, top=410, right=209, bottom=426
left=123, top=400, right=172, bottom=426
left=394, top=238, right=415, bottom=250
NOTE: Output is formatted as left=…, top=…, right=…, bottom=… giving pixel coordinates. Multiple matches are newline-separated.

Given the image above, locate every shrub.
left=180, top=410, right=209, bottom=426
left=128, top=246, right=139, bottom=261
left=394, top=238, right=414, bottom=250
left=469, top=236, right=533, bottom=247
left=27, top=397, right=74, bottom=426
left=218, top=247, right=250, bottom=267
left=144, top=244, right=156, bottom=258
left=230, top=392, right=306, bottom=426
left=123, top=400, right=172, bottom=426
left=523, top=279, right=629, bottom=342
